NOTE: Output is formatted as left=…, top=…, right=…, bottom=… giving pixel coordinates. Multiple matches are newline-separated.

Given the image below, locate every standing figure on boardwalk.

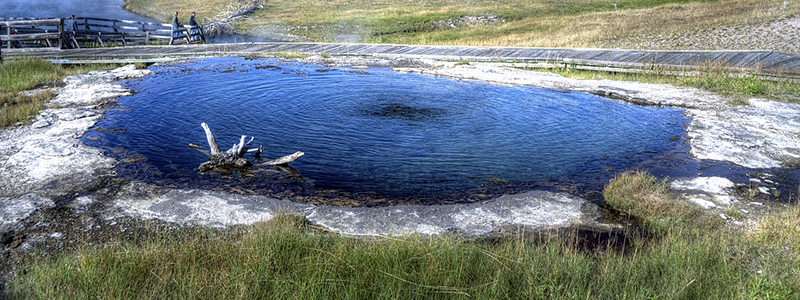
left=188, top=11, right=205, bottom=43
left=62, top=15, right=79, bottom=49
left=171, top=11, right=182, bottom=38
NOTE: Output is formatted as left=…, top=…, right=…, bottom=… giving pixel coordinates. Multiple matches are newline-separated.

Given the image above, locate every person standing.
left=188, top=11, right=205, bottom=43
left=62, top=15, right=79, bottom=49
left=171, top=11, right=182, bottom=38
left=189, top=11, right=198, bottom=27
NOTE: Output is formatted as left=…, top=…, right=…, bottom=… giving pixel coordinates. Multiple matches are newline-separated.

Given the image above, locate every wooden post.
left=58, top=18, right=63, bottom=49
left=97, top=32, right=104, bottom=47
left=6, top=25, right=10, bottom=50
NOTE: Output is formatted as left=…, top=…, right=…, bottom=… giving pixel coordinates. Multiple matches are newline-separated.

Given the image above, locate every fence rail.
left=0, top=17, right=203, bottom=51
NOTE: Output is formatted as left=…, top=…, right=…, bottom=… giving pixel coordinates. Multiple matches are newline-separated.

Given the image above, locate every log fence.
left=0, top=17, right=204, bottom=51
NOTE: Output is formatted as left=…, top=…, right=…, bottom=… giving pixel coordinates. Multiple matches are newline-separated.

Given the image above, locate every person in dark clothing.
left=189, top=11, right=198, bottom=27
left=188, top=11, right=205, bottom=42
left=10, top=28, right=24, bottom=48
left=171, top=11, right=182, bottom=38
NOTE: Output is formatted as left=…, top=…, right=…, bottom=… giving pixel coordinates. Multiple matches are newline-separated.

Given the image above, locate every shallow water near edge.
left=84, top=57, right=691, bottom=205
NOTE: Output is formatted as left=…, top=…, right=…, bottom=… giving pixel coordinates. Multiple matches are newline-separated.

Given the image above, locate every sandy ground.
left=607, top=15, right=800, bottom=53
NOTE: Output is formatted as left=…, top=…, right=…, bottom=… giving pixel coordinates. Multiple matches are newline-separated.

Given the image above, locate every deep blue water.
left=84, top=57, right=690, bottom=203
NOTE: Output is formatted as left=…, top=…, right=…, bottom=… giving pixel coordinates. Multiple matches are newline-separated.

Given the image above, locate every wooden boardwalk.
left=5, top=42, right=800, bottom=81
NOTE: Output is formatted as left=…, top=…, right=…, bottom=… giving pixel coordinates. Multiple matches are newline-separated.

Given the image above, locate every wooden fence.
left=0, top=17, right=203, bottom=50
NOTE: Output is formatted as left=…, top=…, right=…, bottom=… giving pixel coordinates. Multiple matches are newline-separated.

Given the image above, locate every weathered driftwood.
left=196, top=122, right=303, bottom=172
left=262, top=151, right=304, bottom=166
left=204, top=0, right=265, bottom=37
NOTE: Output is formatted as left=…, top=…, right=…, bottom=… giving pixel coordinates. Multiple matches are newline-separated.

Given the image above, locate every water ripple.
left=87, top=57, right=688, bottom=200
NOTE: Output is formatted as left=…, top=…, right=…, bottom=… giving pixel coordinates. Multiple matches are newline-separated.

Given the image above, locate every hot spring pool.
left=83, top=57, right=689, bottom=204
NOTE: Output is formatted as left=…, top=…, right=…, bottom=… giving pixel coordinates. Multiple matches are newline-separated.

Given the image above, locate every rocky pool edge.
left=2, top=58, right=798, bottom=240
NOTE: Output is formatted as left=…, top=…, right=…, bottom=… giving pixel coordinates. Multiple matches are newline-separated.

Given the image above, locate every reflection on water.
left=84, top=57, right=690, bottom=204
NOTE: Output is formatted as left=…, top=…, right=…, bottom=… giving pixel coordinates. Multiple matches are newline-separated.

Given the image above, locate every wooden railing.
left=0, top=17, right=204, bottom=50
left=1, top=18, right=64, bottom=50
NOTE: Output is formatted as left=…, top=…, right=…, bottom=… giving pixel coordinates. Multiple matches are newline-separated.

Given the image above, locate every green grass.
left=543, top=66, right=800, bottom=105
left=8, top=172, right=800, bottom=299
left=0, top=58, right=119, bottom=127
left=603, top=171, right=722, bottom=233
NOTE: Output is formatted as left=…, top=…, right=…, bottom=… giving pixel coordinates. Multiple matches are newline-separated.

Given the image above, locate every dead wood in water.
left=196, top=122, right=303, bottom=172
left=262, top=151, right=305, bottom=166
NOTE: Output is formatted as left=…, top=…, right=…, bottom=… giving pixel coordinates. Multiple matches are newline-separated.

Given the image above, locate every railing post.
left=58, top=18, right=64, bottom=49
left=143, top=23, right=148, bottom=45
left=6, top=24, right=10, bottom=50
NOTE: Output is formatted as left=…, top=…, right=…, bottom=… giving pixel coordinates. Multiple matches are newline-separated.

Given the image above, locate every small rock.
left=758, top=187, right=771, bottom=194
left=70, top=196, right=94, bottom=213
left=670, top=177, right=734, bottom=194
left=50, top=232, right=64, bottom=239
left=720, top=213, right=729, bottom=220
left=31, top=119, right=51, bottom=129
left=758, top=173, right=774, bottom=179
left=749, top=202, right=764, bottom=206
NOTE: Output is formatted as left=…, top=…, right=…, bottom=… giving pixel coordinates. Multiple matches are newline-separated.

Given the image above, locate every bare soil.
left=607, top=14, right=800, bottom=53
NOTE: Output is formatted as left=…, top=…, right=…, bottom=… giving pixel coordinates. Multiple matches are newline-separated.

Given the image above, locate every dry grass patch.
left=390, top=0, right=800, bottom=47
left=122, top=0, right=229, bottom=23
left=125, top=0, right=799, bottom=47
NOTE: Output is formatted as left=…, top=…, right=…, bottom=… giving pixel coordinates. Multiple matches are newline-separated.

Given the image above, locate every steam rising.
left=0, top=0, right=156, bottom=22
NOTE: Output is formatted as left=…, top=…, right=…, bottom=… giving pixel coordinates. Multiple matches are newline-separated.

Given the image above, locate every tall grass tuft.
left=603, top=171, right=720, bottom=233
left=0, top=58, right=64, bottom=94
left=0, top=91, right=54, bottom=127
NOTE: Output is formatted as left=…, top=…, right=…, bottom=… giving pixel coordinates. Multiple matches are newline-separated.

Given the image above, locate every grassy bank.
left=123, top=0, right=799, bottom=49
left=541, top=66, right=800, bottom=104
left=8, top=172, right=799, bottom=299
left=0, top=59, right=116, bottom=128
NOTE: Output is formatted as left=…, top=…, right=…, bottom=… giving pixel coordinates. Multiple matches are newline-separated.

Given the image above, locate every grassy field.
left=123, top=0, right=799, bottom=48
left=7, top=172, right=800, bottom=299
left=0, top=59, right=117, bottom=128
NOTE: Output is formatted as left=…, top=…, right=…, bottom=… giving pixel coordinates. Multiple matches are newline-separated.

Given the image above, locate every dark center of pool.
left=84, top=57, right=689, bottom=205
